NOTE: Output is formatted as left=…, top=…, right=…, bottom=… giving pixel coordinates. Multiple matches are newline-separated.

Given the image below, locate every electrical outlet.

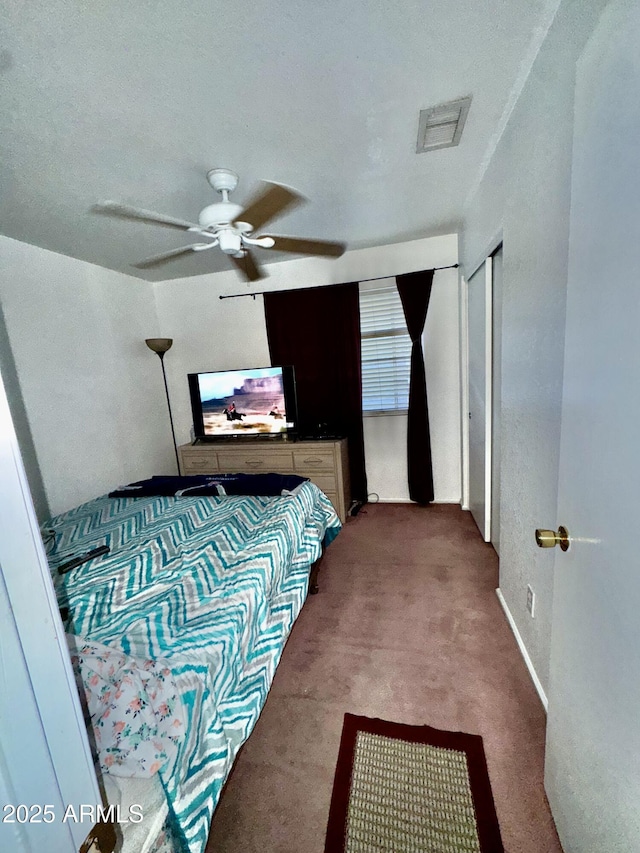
left=526, top=584, right=535, bottom=617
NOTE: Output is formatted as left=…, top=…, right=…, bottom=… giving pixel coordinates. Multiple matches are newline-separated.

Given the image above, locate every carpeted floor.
left=205, top=503, right=563, bottom=853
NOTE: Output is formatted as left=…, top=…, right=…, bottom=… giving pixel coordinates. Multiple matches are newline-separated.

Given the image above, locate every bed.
left=45, top=477, right=340, bottom=853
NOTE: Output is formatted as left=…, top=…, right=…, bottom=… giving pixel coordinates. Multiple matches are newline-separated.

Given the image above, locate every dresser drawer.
left=292, top=448, right=335, bottom=472
left=181, top=452, right=220, bottom=473
left=307, top=473, right=338, bottom=494
left=217, top=449, right=294, bottom=472
left=323, top=493, right=341, bottom=517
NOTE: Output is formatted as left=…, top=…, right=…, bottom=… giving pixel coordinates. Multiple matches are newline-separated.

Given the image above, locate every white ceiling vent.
left=416, top=96, right=472, bottom=153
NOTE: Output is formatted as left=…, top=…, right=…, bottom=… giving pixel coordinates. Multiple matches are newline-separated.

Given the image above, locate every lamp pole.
left=145, top=338, right=180, bottom=474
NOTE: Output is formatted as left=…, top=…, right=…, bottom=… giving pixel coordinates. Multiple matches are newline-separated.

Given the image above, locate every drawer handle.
left=303, top=457, right=324, bottom=464
left=245, top=460, right=264, bottom=467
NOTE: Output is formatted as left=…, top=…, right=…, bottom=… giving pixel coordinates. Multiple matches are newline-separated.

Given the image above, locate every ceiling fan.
left=93, top=168, right=346, bottom=281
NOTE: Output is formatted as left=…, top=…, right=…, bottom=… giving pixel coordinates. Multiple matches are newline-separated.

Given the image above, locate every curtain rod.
left=218, top=263, right=459, bottom=300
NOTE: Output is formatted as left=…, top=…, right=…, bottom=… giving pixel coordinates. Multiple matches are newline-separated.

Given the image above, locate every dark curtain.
left=264, top=283, right=368, bottom=503
left=396, top=269, right=435, bottom=504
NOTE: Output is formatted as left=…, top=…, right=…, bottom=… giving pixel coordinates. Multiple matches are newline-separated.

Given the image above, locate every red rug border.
left=324, top=713, right=504, bottom=853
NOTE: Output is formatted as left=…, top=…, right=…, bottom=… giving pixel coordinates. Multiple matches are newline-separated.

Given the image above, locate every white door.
left=467, top=260, right=492, bottom=541
left=0, top=366, right=101, bottom=852
left=544, top=2, right=640, bottom=849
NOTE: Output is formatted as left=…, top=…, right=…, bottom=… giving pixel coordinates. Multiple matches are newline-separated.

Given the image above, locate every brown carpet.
left=325, top=714, right=504, bottom=853
left=206, top=503, right=563, bottom=853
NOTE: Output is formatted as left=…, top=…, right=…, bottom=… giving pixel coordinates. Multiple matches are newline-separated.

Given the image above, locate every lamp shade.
left=145, top=338, right=173, bottom=355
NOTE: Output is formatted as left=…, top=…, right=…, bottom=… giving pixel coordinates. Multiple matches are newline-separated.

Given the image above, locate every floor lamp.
left=145, top=338, right=181, bottom=474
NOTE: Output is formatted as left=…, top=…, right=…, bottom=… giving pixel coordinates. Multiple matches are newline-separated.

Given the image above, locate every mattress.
left=46, top=481, right=340, bottom=853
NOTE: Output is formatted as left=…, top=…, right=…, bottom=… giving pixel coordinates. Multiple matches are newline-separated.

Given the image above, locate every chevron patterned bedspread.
left=46, top=481, right=340, bottom=853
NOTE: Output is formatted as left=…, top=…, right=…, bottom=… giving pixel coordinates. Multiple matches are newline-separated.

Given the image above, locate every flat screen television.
left=188, top=365, right=297, bottom=441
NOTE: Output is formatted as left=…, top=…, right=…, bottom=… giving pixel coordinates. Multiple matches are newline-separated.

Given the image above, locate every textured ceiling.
left=0, top=1, right=550, bottom=281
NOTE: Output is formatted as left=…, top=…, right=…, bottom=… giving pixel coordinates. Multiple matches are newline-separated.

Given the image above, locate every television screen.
left=188, top=365, right=297, bottom=440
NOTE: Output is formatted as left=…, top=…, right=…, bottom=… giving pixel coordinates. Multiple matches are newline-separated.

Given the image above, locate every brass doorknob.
left=535, top=526, right=570, bottom=551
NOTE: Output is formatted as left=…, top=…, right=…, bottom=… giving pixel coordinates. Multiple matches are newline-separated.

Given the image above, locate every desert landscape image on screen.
left=198, top=367, right=289, bottom=435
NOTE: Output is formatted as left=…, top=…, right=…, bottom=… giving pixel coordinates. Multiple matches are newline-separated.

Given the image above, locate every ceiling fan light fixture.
left=218, top=229, right=242, bottom=255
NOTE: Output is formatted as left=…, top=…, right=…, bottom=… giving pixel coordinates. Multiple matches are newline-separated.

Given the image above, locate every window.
left=359, top=279, right=411, bottom=415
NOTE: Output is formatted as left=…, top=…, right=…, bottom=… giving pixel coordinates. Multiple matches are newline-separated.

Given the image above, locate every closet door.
left=467, top=259, right=492, bottom=541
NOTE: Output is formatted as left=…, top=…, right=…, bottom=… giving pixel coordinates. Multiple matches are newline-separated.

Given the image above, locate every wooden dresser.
left=178, top=438, right=351, bottom=522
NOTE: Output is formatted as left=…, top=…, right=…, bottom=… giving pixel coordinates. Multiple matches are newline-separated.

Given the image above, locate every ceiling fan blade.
left=93, top=202, right=199, bottom=231
left=132, top=245, right=199, bottom=269
left=229, top=249, right=265, bottom=282
left=263, top=235, right=346, bottom=258
left=235, top=182, right=305, bottom=232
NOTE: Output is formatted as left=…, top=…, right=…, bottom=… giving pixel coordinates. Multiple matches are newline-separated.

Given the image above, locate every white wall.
left=460, top=0, right=609, bottom=695
left=0, top=230, right=460, bottom=512
left=153, top=234, right=461, bottom=503
left=0, top=236, right=171, bottom=516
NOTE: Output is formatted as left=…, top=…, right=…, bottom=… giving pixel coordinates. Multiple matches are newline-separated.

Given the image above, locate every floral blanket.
left=67, top=635, right=185, bottom=778
left=47, top=482, right=340, bottom=853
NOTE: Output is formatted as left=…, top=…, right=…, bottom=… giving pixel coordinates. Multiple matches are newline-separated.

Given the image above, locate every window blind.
left=359, top=279, right=411, bottom=414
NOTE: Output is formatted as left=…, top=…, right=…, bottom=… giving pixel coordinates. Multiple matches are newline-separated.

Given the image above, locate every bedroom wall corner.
left=0, top=300, right=49, bottom=521
left=0, top=236, right=172, bottom=516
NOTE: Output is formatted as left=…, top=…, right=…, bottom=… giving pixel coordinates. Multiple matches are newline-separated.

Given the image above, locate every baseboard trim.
left=496, top=588, right=548, bottom=712
left=372, top=499, right=462, bottom=505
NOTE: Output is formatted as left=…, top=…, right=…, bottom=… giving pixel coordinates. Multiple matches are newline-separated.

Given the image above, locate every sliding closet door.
left=467, top=259, right=492, bottom=542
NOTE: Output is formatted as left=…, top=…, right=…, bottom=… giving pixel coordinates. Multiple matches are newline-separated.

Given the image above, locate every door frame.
left=0, top=366, right=101, bottom=850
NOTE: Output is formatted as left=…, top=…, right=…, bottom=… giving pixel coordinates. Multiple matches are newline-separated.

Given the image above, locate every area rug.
left=325, top=714, right=504, bottom=853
